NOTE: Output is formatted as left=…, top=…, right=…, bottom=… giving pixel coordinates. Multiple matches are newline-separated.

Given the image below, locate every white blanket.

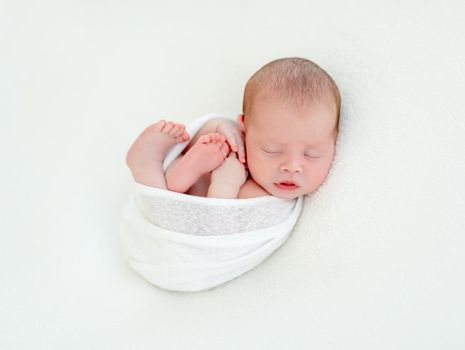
left=120, top=114, right=304, bottom=292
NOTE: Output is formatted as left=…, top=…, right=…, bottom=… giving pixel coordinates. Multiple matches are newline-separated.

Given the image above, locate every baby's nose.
left=280, top=161, right=303, bottom=173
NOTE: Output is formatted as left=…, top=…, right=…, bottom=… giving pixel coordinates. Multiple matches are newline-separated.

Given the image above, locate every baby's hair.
left=242, top=57, right=341, bottom=127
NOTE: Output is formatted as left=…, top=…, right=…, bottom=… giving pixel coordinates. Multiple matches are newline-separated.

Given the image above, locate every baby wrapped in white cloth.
left=120, top=114, right=304, bottom=292
left=121, top=58, right=341, bottom=292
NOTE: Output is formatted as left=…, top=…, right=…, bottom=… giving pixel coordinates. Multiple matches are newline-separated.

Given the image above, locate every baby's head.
left=237, top=57, right=341, bottom=199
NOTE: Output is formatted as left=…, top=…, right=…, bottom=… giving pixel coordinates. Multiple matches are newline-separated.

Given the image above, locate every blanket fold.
left=120, top=113, right=304, bottom=292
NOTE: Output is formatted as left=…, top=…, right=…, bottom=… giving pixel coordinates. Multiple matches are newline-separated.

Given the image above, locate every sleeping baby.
left=126, top=57, right=340, bottom=200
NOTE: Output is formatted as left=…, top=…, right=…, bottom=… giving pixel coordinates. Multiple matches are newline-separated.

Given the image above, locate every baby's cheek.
left=248, top=162, right=267, bottom=184
left=311, top=164, right=332, bottom=185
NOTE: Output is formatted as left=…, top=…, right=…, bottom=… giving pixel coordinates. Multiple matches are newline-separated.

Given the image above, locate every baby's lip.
left=279, top=180, right=297, bottom=185
left=274, top=181, right=299, bottom=190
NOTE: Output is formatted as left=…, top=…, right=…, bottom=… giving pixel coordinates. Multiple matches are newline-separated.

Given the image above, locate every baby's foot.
left=165, top=133, right=230, bottom=193
left=127, top=120, right=190, bottom=164
left=126, top=120, right=190, bottom=188
left=185, top=133, right=231, bottom=173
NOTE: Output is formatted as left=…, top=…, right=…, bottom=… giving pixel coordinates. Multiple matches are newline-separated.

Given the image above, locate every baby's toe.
left=174, top=128, right=190, bottom=143
left=181, top=131, right=190, bottom=141
left=198, top=134, right=211, bottom=144
left=216, top=134, right=226, bottom=143
left=154, top=120, right=166, bottom=131
left=162, top=121, right=174, bottom=133
left=169, top=123, right=183, bottom=137
left=175, top=135, right=187, bottom=143
left=212, top=133, right=225, bottom=143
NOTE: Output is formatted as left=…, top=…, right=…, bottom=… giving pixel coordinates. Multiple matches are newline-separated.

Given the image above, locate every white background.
left=1, top=0, right=464, bottom=349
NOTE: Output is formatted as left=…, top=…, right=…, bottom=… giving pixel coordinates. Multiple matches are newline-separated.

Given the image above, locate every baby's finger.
left=236, top=140, right=246, bottom=163
left=225, top=134, right=238, bottom=153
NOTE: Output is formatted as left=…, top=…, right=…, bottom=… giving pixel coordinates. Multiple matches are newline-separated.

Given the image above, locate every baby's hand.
left=216, top=119, right=246, bottom=164
left=210, top=152, right=248, bottom=188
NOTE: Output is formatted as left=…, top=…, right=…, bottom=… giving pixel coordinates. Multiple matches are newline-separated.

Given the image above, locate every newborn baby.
left=126, top=57, right=340, bottom=200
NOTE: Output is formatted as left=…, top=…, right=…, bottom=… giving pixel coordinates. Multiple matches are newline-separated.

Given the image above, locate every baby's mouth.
left=274, top=181, right=299, bottom=190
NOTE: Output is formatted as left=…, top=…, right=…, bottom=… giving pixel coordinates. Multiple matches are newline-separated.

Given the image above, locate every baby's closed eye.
left=262, top=148, right=322, bottom=159
left=261, top=148, right=281, bottom=155
left=304, top=153, right=322, bottom=159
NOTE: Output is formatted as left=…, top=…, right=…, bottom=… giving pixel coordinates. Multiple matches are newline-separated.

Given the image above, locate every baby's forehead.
left=249, top=95, right=337, bottom=126
left=251, top=126, right=333, bottom=147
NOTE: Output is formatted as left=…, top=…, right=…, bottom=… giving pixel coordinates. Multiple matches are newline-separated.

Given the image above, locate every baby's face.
left=239, top=97, right=338, bottom=199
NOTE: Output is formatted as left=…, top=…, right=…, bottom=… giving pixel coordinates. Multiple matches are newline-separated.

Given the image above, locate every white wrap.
left=120, top=114, right=304, bottom=292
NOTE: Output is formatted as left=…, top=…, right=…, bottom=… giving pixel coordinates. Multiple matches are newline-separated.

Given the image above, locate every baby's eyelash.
left=304, top=154, right=322, bottom=159
left=262, top=148, right=281, bottom=154
left=262, top=148, right=321, bottom=158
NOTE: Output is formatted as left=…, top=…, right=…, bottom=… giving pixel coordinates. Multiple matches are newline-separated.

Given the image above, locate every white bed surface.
left=1, top=1, right=464, bottom=349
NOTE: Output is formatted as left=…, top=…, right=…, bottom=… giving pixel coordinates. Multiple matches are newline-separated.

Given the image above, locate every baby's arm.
left=207, top=153, right=247, bottom=198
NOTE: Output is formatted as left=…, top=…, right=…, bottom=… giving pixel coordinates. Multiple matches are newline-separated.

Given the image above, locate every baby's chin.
left=264, top=184, right=307, bottom=200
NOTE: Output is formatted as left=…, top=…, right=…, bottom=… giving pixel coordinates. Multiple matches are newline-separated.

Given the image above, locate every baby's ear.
left=237, top=114, right=246, bottom=132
